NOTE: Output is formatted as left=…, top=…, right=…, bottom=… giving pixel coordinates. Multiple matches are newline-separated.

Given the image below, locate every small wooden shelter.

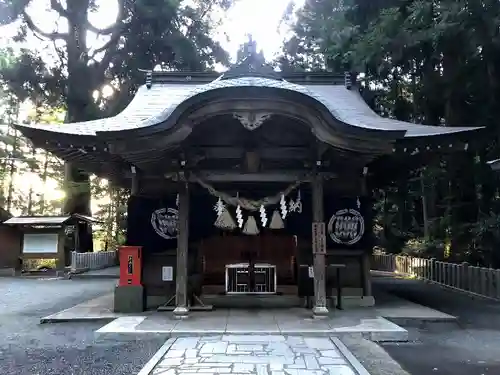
left=0, top=207, right=17, bottom=274
left=2, top=214, right=99, bottom=273
left=14, top=50, right=482, bottom=316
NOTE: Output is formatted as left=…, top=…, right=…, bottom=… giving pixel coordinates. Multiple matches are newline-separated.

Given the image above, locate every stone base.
left=114, top=285, right=145, bottom=313
left=173, top=306, right=189, bottom=319
left=0, top=268, right=16, bottom=277
left=330, top=295, right=376, bottom=308
left=312, top=305, right=329, bottom=318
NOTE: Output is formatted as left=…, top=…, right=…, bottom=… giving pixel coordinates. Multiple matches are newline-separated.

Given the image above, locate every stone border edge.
left=137, top=337, right=176, bottom=375
left=40, top=316, right=117, bottom=324
left=331, top=337, right=371, bottom=375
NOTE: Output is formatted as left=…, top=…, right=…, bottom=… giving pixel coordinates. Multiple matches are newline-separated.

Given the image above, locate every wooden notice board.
left=312, top=222, right=326, bottom=255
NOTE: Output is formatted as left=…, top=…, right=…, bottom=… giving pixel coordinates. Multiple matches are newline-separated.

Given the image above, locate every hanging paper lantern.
left=269, top=210, right=285, bottom=230
left=236, top=205, right=244, bottom=228
left=214, top=207, right=236, bottom=230
left=280, top=194, right=288, bottom=219
left=242, top=216, right=260, bottom=235
left=259, top=205, right=267, bottom=227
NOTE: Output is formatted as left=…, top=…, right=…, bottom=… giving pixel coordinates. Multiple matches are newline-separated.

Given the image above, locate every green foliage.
left=280, top=0, right=500, bottom=267
left=402, top=238, right=445, bottom=258
left=0, top=0, right=236, bottom=251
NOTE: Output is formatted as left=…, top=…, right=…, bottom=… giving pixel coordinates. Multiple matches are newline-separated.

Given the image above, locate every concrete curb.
left=40, top=316, right=117, bottom=324
left=94, top=330, right=409, bottom=342
left=68, top=273, right=119, bottom=280
left=387, top=315, right=458, bottom=328
left=332, top=337, right=371, bottom=375
left=137, top=338, right=176, bottom=375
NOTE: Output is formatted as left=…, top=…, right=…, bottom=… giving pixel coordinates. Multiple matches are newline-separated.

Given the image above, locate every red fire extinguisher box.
left=118, top=246, right=142, bottom=286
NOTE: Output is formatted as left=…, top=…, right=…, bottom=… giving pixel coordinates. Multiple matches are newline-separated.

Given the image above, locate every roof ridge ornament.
left=145, top=70, right=153, bottom=89
left=344, top=71, right=352, bottom=90
left=222, top=35, right=282, bottom=81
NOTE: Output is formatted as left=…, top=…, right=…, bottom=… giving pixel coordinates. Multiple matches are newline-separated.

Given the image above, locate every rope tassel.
left=242, top=216, right=260, bottom=235
left=269, top=210, right=284, bottom=230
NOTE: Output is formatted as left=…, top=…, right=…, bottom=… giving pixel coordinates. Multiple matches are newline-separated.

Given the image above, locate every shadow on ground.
left=374, top=275, right=500, bottom=375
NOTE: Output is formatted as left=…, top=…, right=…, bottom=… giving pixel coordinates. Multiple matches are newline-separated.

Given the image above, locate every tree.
left=0, top=0, right=235, bottom=250
left=280, top=0, right=500, bottom=266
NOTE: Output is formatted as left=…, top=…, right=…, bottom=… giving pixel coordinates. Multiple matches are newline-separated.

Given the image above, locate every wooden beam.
left=190, top=171, right=315, bottom=183
left=124, top=169, right=341, bottom=181
left=188, top=146, right=311, bottom=160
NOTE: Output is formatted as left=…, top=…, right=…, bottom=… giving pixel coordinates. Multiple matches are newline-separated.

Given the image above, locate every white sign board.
left=22, top=233, right=58, bottom=254
left=308, top=266, right=314, bottom=278
left=162, top=266, right=173, bottom=281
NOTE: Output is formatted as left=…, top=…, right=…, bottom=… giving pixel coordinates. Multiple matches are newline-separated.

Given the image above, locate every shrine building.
left=15, top=53, right=482, bottom=318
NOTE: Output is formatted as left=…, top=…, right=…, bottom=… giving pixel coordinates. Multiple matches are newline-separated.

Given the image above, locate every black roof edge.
left=138, top=69, right=347, bottom=85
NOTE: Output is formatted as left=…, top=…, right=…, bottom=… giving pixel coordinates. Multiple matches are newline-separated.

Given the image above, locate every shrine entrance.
left=200, top=232, right=298, bottom=297
left=15, top=49, right=483, bottom=317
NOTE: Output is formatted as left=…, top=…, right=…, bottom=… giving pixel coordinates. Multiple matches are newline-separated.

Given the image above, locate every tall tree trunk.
left=6, top=98, right=19, bottom=213
left=39, top=151, right=50, bottom=214
left=26, top=145, right=36, bottom=215
left=62, top=0, right=95, bottom=252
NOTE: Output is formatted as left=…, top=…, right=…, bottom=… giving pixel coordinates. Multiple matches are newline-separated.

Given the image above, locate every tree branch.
left=91, top=0, right=127, bottom=77
left=22, top=11, right=68, bottom=40
left=52, top=40, right=67, bottom=66
left=86, top=0, right=127, bottom=35
left=90, top=32, right=122, bottom=60
left=50, top=0, right=68, bottom=17
left=86, top=21, right=121, bottom=35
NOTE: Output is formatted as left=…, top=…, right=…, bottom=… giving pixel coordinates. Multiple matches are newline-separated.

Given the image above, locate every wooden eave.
left=3, top=213, right=102, bottom=227
left=20, top=126, right=131, bottom=182
left=142, top=70, right=348, bottom=85
left=14, top=70, right=483, bottom=177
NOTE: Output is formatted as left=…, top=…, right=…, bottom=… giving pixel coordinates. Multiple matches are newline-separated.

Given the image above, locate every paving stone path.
left=147, top=335, right=368, bottom=375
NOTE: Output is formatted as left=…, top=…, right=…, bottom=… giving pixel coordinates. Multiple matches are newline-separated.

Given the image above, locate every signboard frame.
left=312, top=222, right=326, bottom=255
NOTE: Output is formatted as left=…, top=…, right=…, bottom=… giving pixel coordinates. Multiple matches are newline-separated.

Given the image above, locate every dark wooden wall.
left=200, top=232, right=297, bottom=286
left=0, top=226, right=21, bottom=269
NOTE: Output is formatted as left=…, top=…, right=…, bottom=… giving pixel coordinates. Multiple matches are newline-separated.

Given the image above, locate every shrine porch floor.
left=40, top=286, right=456, bottom=342
left=95, top=308, right=409, bottom=342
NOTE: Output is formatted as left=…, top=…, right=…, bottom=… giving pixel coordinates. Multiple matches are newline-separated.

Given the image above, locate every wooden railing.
left=70, top=250, right=117, bottom=273
left=372, top=253, right=500, bottom=300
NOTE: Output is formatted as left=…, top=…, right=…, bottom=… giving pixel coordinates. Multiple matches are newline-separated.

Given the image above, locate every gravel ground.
left=0, top=277, right=166, bottom=375
left=375, top=277, right=500, bottom=375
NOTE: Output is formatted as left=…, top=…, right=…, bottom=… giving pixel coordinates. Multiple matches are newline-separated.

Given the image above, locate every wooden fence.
left=70, top=250, right=117, bottom=273
left=372, top=253, right=500, bottom=300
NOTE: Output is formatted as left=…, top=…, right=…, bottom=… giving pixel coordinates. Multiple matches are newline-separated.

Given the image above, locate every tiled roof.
left=3, top=214, right=100, bottom=226
left=15, top=76, right=481, bottom=138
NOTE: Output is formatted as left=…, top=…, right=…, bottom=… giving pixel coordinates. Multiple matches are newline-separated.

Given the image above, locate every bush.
left=22, top=258, right=56, bottom=271
left=402, top=238, right=444, bottom=258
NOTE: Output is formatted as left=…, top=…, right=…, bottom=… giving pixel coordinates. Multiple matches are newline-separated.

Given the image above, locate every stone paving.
left=96, top=309, right=409, bottom=342
left=146, top=335, right=367, bottom=375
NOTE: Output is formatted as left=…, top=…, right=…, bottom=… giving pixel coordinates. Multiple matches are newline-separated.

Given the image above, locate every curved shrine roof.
left=15, top=74, right=481, bottom=141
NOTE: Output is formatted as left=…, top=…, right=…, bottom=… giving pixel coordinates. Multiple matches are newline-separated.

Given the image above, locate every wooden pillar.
left=131, top=166, right=140, bottom=196
left=420, top=169, right=430, bottom=240
left=361, top=253, right=372, bottom=296
left=311, top=174, right=329, bottom=317
left=173, top=180, right=190, bottom=319
left=56, top=231, right=66, bottom=277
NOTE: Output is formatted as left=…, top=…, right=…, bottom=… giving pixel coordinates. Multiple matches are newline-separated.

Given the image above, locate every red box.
left=118, top=246, right=142, bottom=286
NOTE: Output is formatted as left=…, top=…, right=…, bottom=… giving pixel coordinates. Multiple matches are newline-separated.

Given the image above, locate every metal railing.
left=372, top=253, right=500, bottom=300
left=70, top=250, right=117, bottom=273
left=225, top=263, right=277, bottom=294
